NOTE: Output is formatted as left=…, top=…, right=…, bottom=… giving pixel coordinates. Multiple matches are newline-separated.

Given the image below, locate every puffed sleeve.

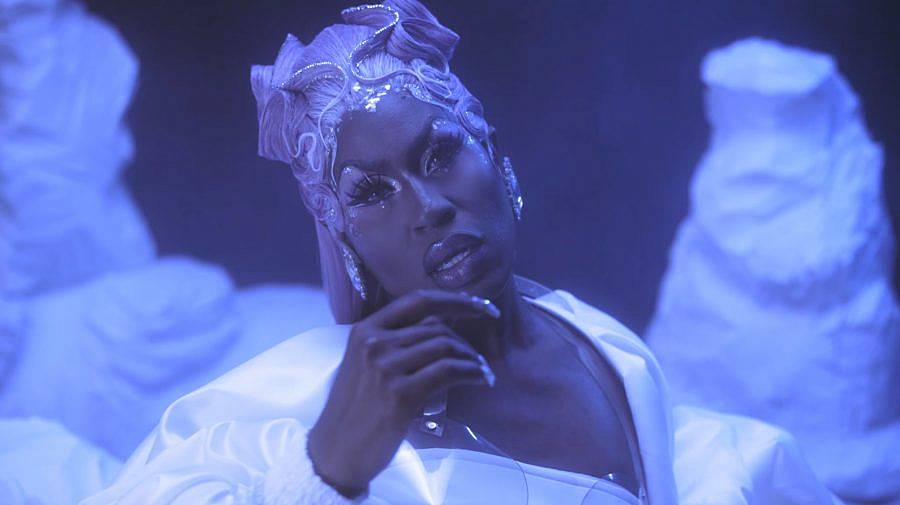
left=80, top=325, right=361, bottom=505
left=672, top=405, right=844, bottom=505
left=81, top=417, right=361, bottom=505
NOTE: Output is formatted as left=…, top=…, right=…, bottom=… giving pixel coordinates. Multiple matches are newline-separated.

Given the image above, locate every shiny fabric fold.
left=83, top=290, right=841, bottom=504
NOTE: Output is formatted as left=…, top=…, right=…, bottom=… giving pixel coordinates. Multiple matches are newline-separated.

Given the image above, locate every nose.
left=409, top=178, right=456, bottom=234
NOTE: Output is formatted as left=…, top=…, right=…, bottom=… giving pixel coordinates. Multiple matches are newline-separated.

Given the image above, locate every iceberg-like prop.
left=0, top=0, right=154, bottom=295
left=0, top=257, right=333, bottom=459
left=0, top=0, right=336, bottom=465
left=0, top=257, right=241, bottom=457
left=225, top=283, right=335, bottom=369
left=647, top=38, right=900, bottom=503
left=0, top=417, right=121, bottom=505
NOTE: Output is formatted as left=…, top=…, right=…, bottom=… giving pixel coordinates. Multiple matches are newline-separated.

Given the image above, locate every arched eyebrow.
left=406, top=114, right=444, bottom=173
left=335, top=159, right=388, bottom=186
left=335, top=114, right=445, bottom=185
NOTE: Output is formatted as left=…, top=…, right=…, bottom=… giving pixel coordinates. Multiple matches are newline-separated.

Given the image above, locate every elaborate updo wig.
left=250, top=0, right=501, bottom=324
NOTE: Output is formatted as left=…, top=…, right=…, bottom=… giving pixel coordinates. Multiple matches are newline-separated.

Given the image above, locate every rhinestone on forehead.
left=325, top=77, right=455, bottom=189
left=348, top=81, right=393, bottom=112
left=342, top=78, right=447, bottom=112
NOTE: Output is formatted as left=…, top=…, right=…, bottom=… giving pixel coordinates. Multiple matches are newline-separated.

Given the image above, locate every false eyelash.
left=349, top=174, right=395, bottom=205
left=423, top=128, right=465, bottom=176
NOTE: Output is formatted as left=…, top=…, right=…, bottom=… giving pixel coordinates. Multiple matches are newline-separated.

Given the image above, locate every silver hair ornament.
left=262, top=1, right=500, bottom=238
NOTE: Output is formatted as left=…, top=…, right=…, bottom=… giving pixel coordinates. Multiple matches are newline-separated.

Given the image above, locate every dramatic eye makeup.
left=337, top=117, right=471, bottom=209
left=340, top=166, right=401, bottom=208
left=420, top=117, right=465, bottom=176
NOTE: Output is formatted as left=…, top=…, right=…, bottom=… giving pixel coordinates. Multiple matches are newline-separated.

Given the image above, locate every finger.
left=396, top=358, right=490, bottom=403
left=368, top=289, right=500, bottom=329
left=361, top=323, right=444, bottom=359
left=413, top=313, right=468, bottom=331
left=377, top=336, right=481, bottom=374
left=382, top=321, right=476, bottom=348
left=415, top=314, right=443, bottom=326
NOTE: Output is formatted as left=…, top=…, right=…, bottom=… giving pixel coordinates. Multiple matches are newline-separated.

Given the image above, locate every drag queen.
left=85, top=1, right=841, bottom=503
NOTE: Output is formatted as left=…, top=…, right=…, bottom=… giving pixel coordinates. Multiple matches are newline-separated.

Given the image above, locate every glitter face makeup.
left=335, top=114, right=477, bottom=231
left=331, top=92, right=515, bottom=298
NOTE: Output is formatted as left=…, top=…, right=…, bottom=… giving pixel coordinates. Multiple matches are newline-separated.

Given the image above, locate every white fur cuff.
left=261, top=430, right=364, bottom=505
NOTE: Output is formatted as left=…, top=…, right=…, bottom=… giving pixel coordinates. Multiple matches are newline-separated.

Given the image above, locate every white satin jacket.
left=83, top=289, right=841, bottom=505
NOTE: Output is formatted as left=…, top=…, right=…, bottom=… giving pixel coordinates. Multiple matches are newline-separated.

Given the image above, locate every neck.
left=452, top=274, right=540, bottom=357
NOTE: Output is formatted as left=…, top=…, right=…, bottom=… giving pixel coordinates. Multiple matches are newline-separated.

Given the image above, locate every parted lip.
left=423, top=232, right=485, bottom=275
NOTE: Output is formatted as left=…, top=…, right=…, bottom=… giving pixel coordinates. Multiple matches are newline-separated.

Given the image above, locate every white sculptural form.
left=0, top=417, right=121, bottom=505
left=0, top=0, right=331, bottom=467
left=647, top=37, right=900, bottom=503
left=0, top=0, right=155, bottom=296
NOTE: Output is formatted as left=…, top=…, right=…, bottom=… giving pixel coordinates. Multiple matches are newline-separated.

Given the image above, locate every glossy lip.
left=429, top=242, right=488, bottom=289
left=423, top=232, right=485, bottom=275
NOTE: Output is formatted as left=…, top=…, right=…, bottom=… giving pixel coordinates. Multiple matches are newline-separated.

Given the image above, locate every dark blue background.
left=84, top=0, right=900, bottom=333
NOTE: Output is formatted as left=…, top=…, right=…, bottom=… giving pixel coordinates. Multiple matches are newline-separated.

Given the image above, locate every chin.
left=470, top=254, right=513, bottom=300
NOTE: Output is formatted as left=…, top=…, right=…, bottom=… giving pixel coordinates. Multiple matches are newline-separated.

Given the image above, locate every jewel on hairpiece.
left=343, top=4, right=400, bottom=76
left=404, top=81, right=432, bottom=105
left=278, top=61, right=346, bottom=91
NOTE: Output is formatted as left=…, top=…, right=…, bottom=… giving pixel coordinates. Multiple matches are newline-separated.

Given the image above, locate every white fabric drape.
left=83, top=289, right=841, bottom=504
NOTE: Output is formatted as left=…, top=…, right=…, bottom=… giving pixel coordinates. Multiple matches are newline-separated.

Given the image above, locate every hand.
left=306, top=289, right=500, bottom=497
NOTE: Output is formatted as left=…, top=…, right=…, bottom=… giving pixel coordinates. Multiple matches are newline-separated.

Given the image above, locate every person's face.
left=332, top=91, right=516, bottom=300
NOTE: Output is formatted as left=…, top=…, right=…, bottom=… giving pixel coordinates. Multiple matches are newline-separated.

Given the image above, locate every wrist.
left=306, top=436, right=368, bottom=499
left=260, top=428, right=364, bottom=505
left=306, top=424, right=370, bottom=498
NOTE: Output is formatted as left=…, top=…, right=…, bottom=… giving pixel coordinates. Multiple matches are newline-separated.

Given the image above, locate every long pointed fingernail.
left=469, top=296, right=501, bottom=319
left=478, top=354, right=496, bottom=387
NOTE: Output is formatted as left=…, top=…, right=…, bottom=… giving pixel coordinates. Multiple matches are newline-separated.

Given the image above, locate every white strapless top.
left=365, top=447, right=639, bottom=505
